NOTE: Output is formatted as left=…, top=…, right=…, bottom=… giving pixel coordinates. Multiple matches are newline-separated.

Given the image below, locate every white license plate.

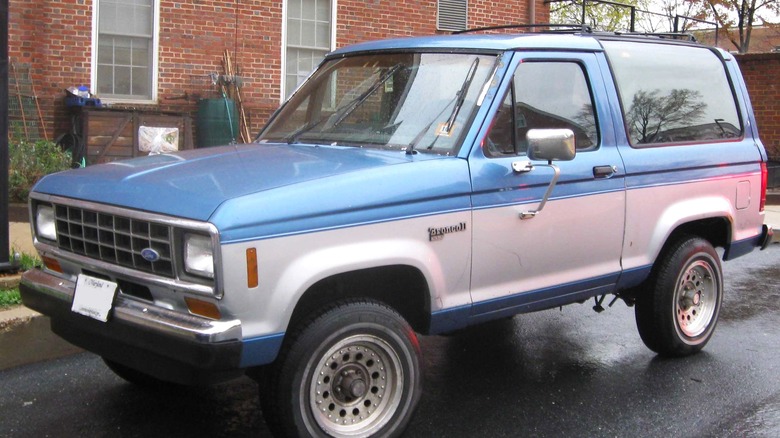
left=72, top=274, right=118, bottom=322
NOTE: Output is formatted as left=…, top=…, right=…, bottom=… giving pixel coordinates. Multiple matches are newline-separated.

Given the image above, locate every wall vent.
left=437, top=0, right=468, bottom=32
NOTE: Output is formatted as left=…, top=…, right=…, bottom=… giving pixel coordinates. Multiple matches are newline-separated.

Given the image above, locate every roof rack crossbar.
left=453, top=23, right=592, bottom=35
left=611, top=31, right=697, bottom=42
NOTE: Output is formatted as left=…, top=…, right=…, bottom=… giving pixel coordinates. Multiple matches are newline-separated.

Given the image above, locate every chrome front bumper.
left=20, top=268, right=244, bottom=385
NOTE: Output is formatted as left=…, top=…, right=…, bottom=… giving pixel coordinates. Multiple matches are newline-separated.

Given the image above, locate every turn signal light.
left=185, top=297, right=221, bottom=320
left=42, top=256, right=63, bottom=273
left=246, top=248, right=258, bottom=288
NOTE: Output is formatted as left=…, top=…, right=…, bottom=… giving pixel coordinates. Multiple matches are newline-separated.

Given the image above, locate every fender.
left=622, top=188, right=738, bottom=273
left=218, top=212, right=473, bottom=339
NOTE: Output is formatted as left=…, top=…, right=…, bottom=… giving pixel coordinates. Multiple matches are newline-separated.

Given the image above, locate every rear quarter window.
left=602, top=40, right=742, bottom=147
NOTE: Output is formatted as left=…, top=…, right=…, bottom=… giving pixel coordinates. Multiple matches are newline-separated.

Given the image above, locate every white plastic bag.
left=138, top=126, right=179, bottom=155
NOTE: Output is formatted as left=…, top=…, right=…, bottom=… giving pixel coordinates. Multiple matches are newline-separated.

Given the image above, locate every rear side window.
left=603, top=41, right=741, bottom=146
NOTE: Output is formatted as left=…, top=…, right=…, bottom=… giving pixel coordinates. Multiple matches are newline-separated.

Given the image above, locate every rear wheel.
left=635, top=236, right=723, bottom=357
left=260, top=299, right=422, bottom=437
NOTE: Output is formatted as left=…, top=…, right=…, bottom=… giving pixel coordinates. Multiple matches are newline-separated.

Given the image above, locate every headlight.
left=184, top=233, right=214, bottom=279
left=36, top=204, right=57, bottom=242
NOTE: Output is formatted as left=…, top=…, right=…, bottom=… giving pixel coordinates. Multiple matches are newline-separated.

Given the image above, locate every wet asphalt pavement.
left=1, top=246, right=779, bottom=437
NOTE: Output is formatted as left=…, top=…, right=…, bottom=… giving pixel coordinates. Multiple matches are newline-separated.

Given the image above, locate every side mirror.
left=526, top=129, right=576, bottom=162
left=517, top=129, right=576, bottom=220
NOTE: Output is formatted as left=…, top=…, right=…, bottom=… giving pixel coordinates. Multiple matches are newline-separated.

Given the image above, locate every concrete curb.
left=0, top=305, right=83, bottom=370
left=0, top=305, right=40, bottom=334
left=0, top=273, right=22, bottom=289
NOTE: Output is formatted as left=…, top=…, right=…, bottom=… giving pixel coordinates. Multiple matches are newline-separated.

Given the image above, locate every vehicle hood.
left=33, top=144, right=471, bottom=236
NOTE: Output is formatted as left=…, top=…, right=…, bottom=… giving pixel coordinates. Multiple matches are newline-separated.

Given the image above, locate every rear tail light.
left=760, top=162, right=768, bottom=213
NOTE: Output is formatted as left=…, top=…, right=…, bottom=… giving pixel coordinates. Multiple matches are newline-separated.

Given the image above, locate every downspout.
left=529, top=0, right=536, bottom=24
left=1, top=0, right=17, bottom=273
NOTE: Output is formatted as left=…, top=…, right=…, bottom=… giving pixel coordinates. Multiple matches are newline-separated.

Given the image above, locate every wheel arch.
left=646, top=218, right=729, bottom=284
left=620, top=216, right=730, bottom=301
left=287, top=265, right=432, bottom=335
left=664, top=217, right=731, bottom=255
left=647, top=196, right=735, bottom=268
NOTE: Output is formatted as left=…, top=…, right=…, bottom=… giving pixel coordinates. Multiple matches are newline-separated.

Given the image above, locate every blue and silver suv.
left=21, top=29, right=772, bottom=437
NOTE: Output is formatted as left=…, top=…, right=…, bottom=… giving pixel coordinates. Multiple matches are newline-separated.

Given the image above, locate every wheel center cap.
left=334, top=367, right=368, bottom=401
left=681, top=285, right=701, bottom=309
left=349, top=379, right=367, bottom=398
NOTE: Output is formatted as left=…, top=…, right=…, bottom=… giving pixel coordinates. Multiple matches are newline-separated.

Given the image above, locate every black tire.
left=102, top=358, right=172, bottom=388
left=635, top=236, right=723, bottom=357
left=260, top=299, right=422, bottom=438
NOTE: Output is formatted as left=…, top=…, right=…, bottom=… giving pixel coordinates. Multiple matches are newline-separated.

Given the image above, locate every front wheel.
left=635, top=236, right=723, bottom=357
left=260, top=299, right=422, bottom=437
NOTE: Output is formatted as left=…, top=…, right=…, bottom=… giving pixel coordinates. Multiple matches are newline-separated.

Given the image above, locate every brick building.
left=7, top=0, right=549, bottom=151
left=736, top=52, right=780, bottom=169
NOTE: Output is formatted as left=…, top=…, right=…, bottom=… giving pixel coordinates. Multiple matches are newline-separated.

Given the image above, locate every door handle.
left=593, top=165, right=617, bottom=178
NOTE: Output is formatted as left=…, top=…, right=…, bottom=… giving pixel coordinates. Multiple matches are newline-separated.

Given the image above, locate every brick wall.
left=8, top=0, right=550, bottom=143
left=8, top=0, right=93, bottom=140
left=335, top=0, right=549, bottom=45
left=735, top=53, right=780, bottom=160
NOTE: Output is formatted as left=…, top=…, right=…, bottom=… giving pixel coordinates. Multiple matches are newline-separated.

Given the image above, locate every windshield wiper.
left=329, top=64, right=402, bottom=128
left=442, top=57, right=480, bottom=134
left=282, top=64, right=403, bottom=145
left=406, top=57, right=480, bottom=155
left=283, top=116, right=329, bottom=144
left=404, top=99, right=456, bottom=155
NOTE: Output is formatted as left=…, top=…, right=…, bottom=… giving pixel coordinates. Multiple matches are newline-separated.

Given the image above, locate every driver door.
left=468, top=52, right=626, bottom=321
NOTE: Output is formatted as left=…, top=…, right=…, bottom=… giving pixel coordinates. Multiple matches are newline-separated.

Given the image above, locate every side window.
left=603, top=41, right=742, bottom=146
left=485, top=91, right=516, bottom=155
left=486, top=61, right=598, bottom=157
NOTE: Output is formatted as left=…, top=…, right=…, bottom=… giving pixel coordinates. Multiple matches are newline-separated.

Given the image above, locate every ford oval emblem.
left=141, top=248, right=161, bottom=262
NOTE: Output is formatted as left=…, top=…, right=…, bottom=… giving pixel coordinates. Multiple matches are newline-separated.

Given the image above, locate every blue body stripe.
left=615, top=265, right=653, bottom=290
left=429, top=272, right=620, bottom=335
left=470, top=272, right=619, bottom=318
left=240, top=332, right=285, bottom=367
left=725, top=233, right=764, bottom=260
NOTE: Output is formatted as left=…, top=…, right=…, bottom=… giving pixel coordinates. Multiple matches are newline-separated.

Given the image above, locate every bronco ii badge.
left=428, top=222, right=467, bottom=241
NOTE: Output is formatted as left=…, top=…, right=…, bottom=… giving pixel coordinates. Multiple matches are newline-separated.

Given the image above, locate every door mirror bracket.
left=520, top=129, right=576, bottom=220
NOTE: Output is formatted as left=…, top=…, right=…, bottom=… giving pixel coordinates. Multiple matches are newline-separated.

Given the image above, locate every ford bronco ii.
left=21, top=27, right=772, bottom=437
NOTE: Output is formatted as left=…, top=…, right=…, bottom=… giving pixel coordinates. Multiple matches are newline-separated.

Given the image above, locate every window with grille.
left=285, top=0, right=334, bottom=98
left=95, top=0, right=156, bottom=101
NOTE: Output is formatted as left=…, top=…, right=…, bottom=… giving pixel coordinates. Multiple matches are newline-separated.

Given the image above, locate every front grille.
left=54, top=204, right=175, bottom=278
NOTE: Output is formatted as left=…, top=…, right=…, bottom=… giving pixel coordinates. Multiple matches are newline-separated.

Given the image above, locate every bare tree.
left=696, top=0, right=780, bottom=53
left=627, top=88, right=707, bottom=144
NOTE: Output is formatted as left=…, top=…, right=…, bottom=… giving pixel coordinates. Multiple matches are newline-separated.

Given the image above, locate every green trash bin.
left=197, top=98, right=238, bottom=147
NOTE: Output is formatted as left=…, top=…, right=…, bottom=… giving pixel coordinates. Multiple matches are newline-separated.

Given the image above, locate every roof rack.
left=612, top=31, right=697, bottom=42
left=453, top=22, right=699, bottom=43
left=453, top=23, right=592, bottom=35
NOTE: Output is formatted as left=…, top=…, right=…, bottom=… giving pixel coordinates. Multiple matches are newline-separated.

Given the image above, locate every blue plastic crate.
left=66, top=96, right=102, bottom=107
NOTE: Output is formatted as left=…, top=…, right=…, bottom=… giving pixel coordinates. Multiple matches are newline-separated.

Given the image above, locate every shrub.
left=0, top=288, right=21, bottom=308
left=8, top=137, right=72, bottom=203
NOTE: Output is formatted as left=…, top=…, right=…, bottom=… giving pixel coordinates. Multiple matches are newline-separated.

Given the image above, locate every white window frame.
left=281, top=0, right=337, bottom=102
left=91, top=0, right=160, bottom=104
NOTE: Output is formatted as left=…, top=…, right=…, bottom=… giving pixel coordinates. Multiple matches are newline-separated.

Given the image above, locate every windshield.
left=258, top=52, right=497, bottom=155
